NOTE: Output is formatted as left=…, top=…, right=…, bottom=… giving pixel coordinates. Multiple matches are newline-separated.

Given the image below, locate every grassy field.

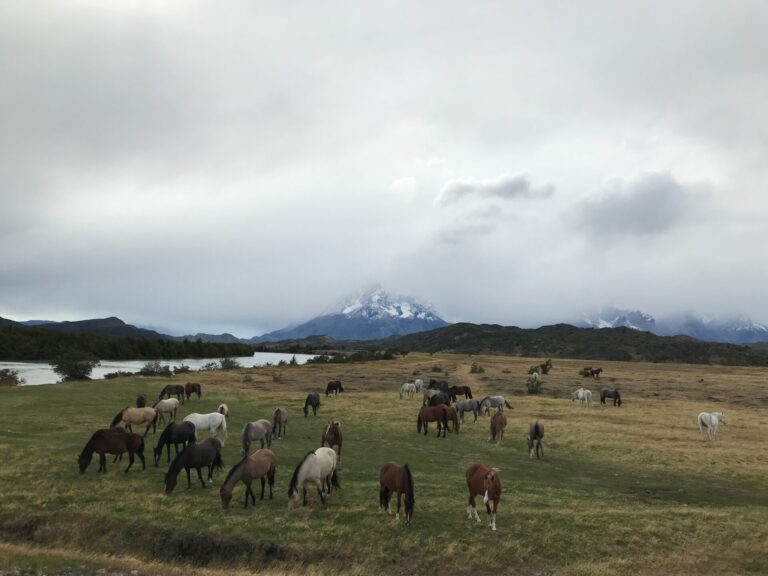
left=0, top=353, right=767, bottom=576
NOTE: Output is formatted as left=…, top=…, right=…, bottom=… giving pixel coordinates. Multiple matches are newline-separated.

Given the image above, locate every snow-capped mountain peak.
left=580, top=307, right=657, bottom=332
left=337, top=286, right=441, bottom=322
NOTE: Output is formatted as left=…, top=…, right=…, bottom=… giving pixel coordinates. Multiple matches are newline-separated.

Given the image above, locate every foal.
left=466, top=463, right=502, bottom=531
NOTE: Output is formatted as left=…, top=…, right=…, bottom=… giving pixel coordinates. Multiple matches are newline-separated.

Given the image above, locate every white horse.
left=400, top=382, right=416, bottom=400
left=217, top=403, right=229, bottom=418
left=571, top=388, right=592, bottom=407
left=183, top=412, right=228, bottom=445
left=698, top=411, right=726, bottom=441
left=414, top=379, right=424, bottom=392
left=153, top=398, right=179, bottom=425
left=288, top=446, right=339, bottom=508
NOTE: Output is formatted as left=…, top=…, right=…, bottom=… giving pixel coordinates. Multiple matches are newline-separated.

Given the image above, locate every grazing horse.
left=321, top=420, right=343, bottom=463
left=379, top=463, right=415, bottom=525
left=466, top=463, right=502, bottom=531
left=456, top=399, right=481, bottom=424
left=529, top=358, right=552, bottom=375
left=241, top=419, right=273, bottom=456
left=698, top=411, right=726, bottom=441
left=571, top=388, right=592, bottom=407
left=78, top=428, right=145, bottom=474
left=184, top=382, right=202, bottom=400
left=422, top=388, right=440, bottom=405
left=325, top=380, right=344, bottom=396
left=164, top=437, right=224, bottom=494
left=413, top=379, right=424, bottom=392
left=153, top=421, right=196, bottom=466
left=447, top=385, right=473, bottom=402
left=159, top=384, right=185, bottom=403
left=304, top=393, right=321, bottom=417
left=527, top=421, right=544, bottom=459
left=217, top=403, right=229, bottom=418
left=136, top=394, right=147, bottom=408
left=272, top=407, right=288, bottom=439
left=600, top=388, right=622, bottom=407
left=400, top=381, right=416, bottom=400
left=152, top=398, right=179, bottom=425
left=417, top=405, right=447, bottom=438
left=479, top=396, right=512, bottom=415
left=443, top=406, right=460, bottom=434
left=219, top=449, right=276, bottom=509
left=427, top=391, right=451, bottom=407
left=590, top=367, right=603, bottom=379
left=183, top=412, right=228, bottom=444
left=110, top=407, right=158, bottom=437
left=287, top=447, right=340, bottom=508
left=489, top=411, right=507, bottom=443
left=428, top=379, right=450, bottom=391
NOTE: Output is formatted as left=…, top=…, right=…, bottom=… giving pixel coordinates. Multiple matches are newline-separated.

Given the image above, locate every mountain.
left=22, top=316, right=175, bottom=340
left=252, top=287, right=449, bottom=342
left=580, top=307, right=657, bottom=332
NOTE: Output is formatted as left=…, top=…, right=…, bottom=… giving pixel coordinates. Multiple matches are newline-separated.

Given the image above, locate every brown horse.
left=136, top=394, right=147, bottom=408
left=444, top=405, right=461, bottom=434
left=110, top=407, right=157, bottom=437
left=590, top=367, right=603, bottom=379
left=185, top=382, right=202, bottom=400
left=417, top=405, right=447, bottom=438
left=159, top=384, right=185, bottom=403
left=219, top=448, right=276, bottom=509
left=164, top=437, right=224, bottom=494
left=78, top=428, right=145, bottom=474
left=447, top=385, right=473, bottom=402
left=489, top=411, right=507, bottom=443
left=379, top=463, right=415, bottom=525
left=528, top=358, right=552, bottom=375
left=321, top=421, right=343, bottom=464
left=600, top=388, right=622, bottom=406
left=466, top=463, right=502, bottom=531
left=527, top=421, right=544, bottom=459
left=272, top=406, right=288, bottom=439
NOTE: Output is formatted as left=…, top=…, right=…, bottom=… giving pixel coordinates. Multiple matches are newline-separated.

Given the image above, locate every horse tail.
left=467, top=388, right=473, bottom=399
left=416, top=413, right=422, bottom=433
left=212, top=448, right=224, bottom=473
left=379, top=484, right=390, bottom=509
left=241, top=425, right=250, bottom=457
left=272, top=410, right=278, bottom=434
left=218, top=414, right=228, bottom=441
left=330, top=467, right=340, bottom=489
left=110, top=408, right=127, bottom=428
left=505, top=400, right=513, bottom=409
left=404, top=464, right=415, bottom=514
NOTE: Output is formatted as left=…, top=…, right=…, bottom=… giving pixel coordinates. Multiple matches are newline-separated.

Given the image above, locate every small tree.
left=0, top=368, right=25, bottom=386
left=140, top=360, right=172, bottom=377
left=50, top=352, right=100, bottom=381
left=469, top=362, right=485, bottom=374
left=219, top=357, right=242, bottom=370
left=174, top=363, right=191, bottom=375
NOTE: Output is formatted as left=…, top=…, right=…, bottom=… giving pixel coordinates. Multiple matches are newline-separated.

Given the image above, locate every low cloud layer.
left=435, top=174, right=555, bottom=207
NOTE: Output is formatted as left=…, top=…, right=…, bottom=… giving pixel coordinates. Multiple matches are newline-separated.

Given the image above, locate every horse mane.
left=288, top=451, right=315, bottom=497
left=110, top=407, right=128, bottom=428
left=223, top=455, right=247, bottom=486
left=403, top=464, right=415, bottom=514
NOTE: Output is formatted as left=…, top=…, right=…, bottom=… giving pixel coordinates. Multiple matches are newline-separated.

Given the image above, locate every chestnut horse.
left=489, top=411, right=507, bottom=443
left=321, top=420, right=343, bottom=464
left=219, top=448, right=276, bottom=509
left=466, top=463, right=502, bottom=531
left=185, top=382, right=202, bottom=400
left=444, top=406, right=460, bottom=434
left=379, top=463, right=415, bottom=525
left=447, top=385, right=473, bottom=402
left=417, top=405, right=447, bottom=438
left=78, top=428, right=145, bottom=474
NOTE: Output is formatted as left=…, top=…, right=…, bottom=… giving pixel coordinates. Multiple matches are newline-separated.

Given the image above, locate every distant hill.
left=23, top=316, right=174, bottom=340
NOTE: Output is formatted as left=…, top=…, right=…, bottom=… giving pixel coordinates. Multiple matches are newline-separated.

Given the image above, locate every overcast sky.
left=1, top=1, right=767, bottom=337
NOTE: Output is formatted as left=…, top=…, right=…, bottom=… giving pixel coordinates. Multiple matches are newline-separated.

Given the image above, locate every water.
left=0, top=352, right=315, bottom=386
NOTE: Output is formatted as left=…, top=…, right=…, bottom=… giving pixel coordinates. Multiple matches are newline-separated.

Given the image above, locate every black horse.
left=325, top=380, right=344, bottom=396
left=304, top=393, right=321, bottom=417
left=154, top=421, right=197, bottom=466
left=159, top=384, right=185, bottom=403
left=527, top=421, right=545, bottom=459
left=447, top=385, right=473, bottom=402
left=427, top=391, right=451, bottom=407
left=164, top=438, right=224, bottom=493
left=428, top=379, right=450, bottom=392
left=600, top=388, right=622, bottom=406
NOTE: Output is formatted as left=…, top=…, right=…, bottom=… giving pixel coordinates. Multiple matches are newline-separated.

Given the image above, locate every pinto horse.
left=219, top=448, right=276, bottom=509
left=184, top=382, right=202, bottom=400
left=379, top=463, right=415, bottom=525
left=489, top=411, right=507, bottom=443
left=164, top=437, right=224, bottom=493
left=159, top=384, right=185, bottom=403
left=272, top=406, right=288, bottom=439
left=321, top=421, right=343, bottom=463
left=78, top=428, right=145, bottom=474
left=527, top=421, right=544, bottom=459
left=288, top=447, right=340, bottom=508
left=325, top=380, right=344, bottom=396
left=417, top=405, right=447, bottom=438
left=447, top=385, right=473, bottom=402
left=466, top=463, right=502, bottom=531
left=304, top=393, right=321, bottom=417
left=153, top=421, right=196, bottom=466
left=110, top=407, right=158, bottom=437
left=600, top=388, right=622, bottom=406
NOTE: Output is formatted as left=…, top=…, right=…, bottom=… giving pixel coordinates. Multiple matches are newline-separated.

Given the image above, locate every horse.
left=379, top=463, right=415, bottom=525
left=159, top=384, right=185, bottom=403
left=304, top=393, right=321, bottom=417
left=152, top=398, right=179, bottom=426
left=217, top=403, right=229, bottom=418
left=110, top=407, right=158, bottom=437
left=528, top=358, right=552, bottom=375
left=182, top=412, right=228, bottom=444
left=78, top=428, right=145, bottom=474
left=287, top=447, right=340, bottom=508
left=400, top=382, right=416, bottom=400
left=422, top=388, right=440, bottom=404
left=447, top=385, right=473, bottom=402
left=241, top=419, right=273, bottom=456
left=489, top=411, right=507, bottom=443
left=600, top=388, right=622, bottom=407
left=321, top=420, right=343, bottom=463
left=443, top=406, right=460, bottom=434
left=417, top=405, right=447, bottom=438
left=698, top=411, right=726, bottom=441
left=527, top=421, right=544, bottom=459
left=136, top=394, right=147, bottom=408
left=427, top=391, right=451, bottom=407
left=184, top=382, right=202, bottom=400
left=428, top=379, right=450, bottom=391
left=272, top=406, right=288, bottom=439
left=478, top=396, right=512, bottom=415
left=590, top=367, right=603, bottom=379
left=153, top=421, right=196, bottom=466
left=466, top=463, right=501, bottom=531
left=219, top=448, right=276, bottom=509
left=414, top=379, right=424, bottom=392
left=325, top=380, right=344, bottom=396
left=164, top=437, right=224, bottom=494
left=571, top=388, right=592, bottom=407
left=456, top=399, right=481, bottom=424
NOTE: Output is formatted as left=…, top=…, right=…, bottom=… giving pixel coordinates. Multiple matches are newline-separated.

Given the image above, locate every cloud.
left=435, top=174, right=555, bottom=207
left=388, top=176, right=419, bottom=198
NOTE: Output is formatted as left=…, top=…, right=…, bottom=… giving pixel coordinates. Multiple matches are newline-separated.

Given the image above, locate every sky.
left=1, top=1, right=767, bottom=337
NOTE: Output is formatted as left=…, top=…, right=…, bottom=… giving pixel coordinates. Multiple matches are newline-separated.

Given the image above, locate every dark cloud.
left=435, top=174, right=555, bottom=207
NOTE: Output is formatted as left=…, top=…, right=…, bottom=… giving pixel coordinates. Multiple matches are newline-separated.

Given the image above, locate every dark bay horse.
left=185, top=382, right=202, bottom=400
left=417, top=405, right=447, bottom=438
left=466, top=463, right=502, bottom=531
left=153, top=421, right=196, bottom=466
left=489, top=411, right=507, bottom=443
left=272, top=406, right=288, bottom=439
left=600, top=388, right=622, bottom=406
left=164, top=437, right=224, bottom=494
left=159, top=384, right=185, bottom=403
left=78, top=428, right=145, bottom=474
left=321, top=421, right=343, bottom=463
left=219, top=448, right=276, bottom=509
left=447, top=385, right=473, bottom=402
left=427, top=379, right=450, bottom=391
left=304, top=393, right=321, bottom=417
left=590, top=367, right=603, bottom=379
left=325, top=380, right=344, bottom=396
left=427, top=391, right=451, bottom=407
left=527, top=421, right=544, bottom=459
left=379, top=463, right=415, bottom=525
left=136, top=394, right=147, bottom=408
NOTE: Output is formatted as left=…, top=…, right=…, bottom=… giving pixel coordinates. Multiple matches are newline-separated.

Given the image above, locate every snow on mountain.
left=337, top=286, right=442, bottom=322
left=580, top=307, right=657, bottom=332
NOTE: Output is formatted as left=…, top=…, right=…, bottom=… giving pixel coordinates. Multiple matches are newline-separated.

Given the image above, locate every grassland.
left=0, top=353, right=767, bottom=575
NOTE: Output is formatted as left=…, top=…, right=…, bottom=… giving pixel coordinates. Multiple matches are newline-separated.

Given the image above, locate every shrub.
left=219, top=358, right=242, bottom=370
left=50, top=352, right=100, bottom=381
left=0, top=368, right=24, bottom=386
left=103, top=371, right=134, bottom=380
left=242, top=375, right=254, bottom=383
left=431, top=365, right=443, bottom=373
left=139, top=361, right=172, bottom=377
left=469, top=362, right=485, bottom=374
left=173, top=363, right=191, bottom=374
left=199, top=362, right=219, bottom=372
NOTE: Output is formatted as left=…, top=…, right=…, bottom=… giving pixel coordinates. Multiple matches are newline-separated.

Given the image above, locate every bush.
left=139, top=361, right=172, bottom=377
left=469, top=362, right=485, bottom=374
left=219, top=358, right=242, bottom=370
left=199, top=362, right=219, bottom=372
left=0, top=368, right=24, bottom=386
left=103, top=371, right=134, bottom=380
left=431, top=365, right=443, bottom=373
left=173, top=363, right=191, bottom=374
left=50, top=352, right=100, bottom=381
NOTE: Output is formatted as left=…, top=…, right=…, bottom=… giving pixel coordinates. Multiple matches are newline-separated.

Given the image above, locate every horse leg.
left=302, top=487, right=308, bottom=506
left=395, top=491, right=402, bottom=521
left=196, top=467, right=206, bottom=488
left=124, top=451, right=134, bottom=473
left=490, top=500, right=498, bottom=531
left=259, top=477, right=266, bottom=501
left=99, top=453, right=106, bottom=473
left=318, top=485, right=326, bottom=505
left=243, top=482, right=251, bottom=509
left=185, top=467, right=192, bottom=488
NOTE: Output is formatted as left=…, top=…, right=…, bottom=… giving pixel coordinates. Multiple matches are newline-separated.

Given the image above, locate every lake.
left=0, top=352, right=316, bottom=386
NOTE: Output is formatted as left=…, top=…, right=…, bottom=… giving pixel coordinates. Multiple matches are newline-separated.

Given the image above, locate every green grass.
left=0, top=354, right=767, bottom=575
